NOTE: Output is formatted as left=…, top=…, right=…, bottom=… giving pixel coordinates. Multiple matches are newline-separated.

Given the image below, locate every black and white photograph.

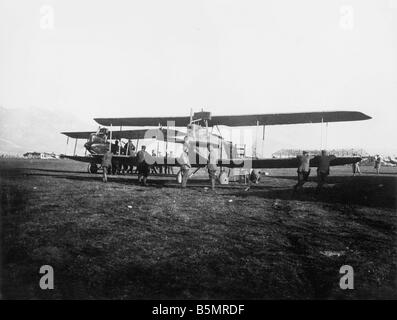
left=0, top=0, right=396, bottom=305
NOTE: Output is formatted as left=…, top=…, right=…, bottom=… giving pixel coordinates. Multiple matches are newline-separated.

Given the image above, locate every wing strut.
left=320, top=117, right=323, bottom=150
left=215, top=125, right=223, bottom=172
left=119, top=124, right=122, bottom=154
left=262, top=125, right=266, bottom=157
left=65, top=136, right=69, bottom=156
left=73, top=138, right=78, bottom=156
left=255, top=121, right=259, bottom=157
left=109, top=123, right=113, bottom=151
left=325, top=122, right=328, bottom=150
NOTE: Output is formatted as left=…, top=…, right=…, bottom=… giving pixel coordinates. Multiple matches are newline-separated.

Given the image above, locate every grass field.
left=1, top=159, right=396, bottom=299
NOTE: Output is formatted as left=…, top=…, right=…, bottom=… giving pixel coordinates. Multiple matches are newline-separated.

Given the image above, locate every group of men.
left=101, top=140, right=369, bottom=191
left=293, top=150, right=385, bottom=192
left=100, top=136, right=218, bottom=189
left=108, top=139, right=136, bottom=174
left=111, top=139, right=136, bottom=156
left=178, top=137, right=218, bottom=190
left=293, top=150, right=336, bottom=193
left=102, top=144, right=152, bottom=184
left=352, top=154, right=382, bottom=176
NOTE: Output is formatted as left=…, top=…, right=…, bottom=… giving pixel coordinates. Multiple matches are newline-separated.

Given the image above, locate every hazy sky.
left=1, top=0, right=396, bottom=155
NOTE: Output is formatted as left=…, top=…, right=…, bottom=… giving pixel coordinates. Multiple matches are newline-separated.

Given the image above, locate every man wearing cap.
left=374, top=155, right=382, bottom=175
left=124, top=139, right=135, bottom=156
left=207, top=144, right=218, bottom=190
left=293, top=151, right=311, bottom=192
left=180, top=143, right=191, bottom=188
left=137, top=145, right=150, bottom=185
left=101, top=150, right=113, bottom=183
left=316, top=150, right=336, bottom=192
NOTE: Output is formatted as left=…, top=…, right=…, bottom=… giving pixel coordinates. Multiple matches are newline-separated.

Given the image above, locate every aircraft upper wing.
left=94, top=116, right=191, bottom=127
left=62, top=128, right=186, bottom=140
left=62, top=131, right=94, bottom=139
left=94, top=111, right=371, bottom=127
left=208, top=111, right=371, bottom=126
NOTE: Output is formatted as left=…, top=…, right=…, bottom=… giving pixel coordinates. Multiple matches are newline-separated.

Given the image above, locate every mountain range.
left=0, top=106, right=93, bottom=155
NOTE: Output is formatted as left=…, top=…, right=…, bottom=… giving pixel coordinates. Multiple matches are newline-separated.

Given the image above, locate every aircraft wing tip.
left=359, top=112, right=372, bottom=120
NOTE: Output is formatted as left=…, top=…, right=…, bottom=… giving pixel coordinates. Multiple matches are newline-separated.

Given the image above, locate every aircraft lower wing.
left=218, top=156, right=361, bottom=168
left=61, top=154, right=361, bottom=169
left=60, top=155, right=103, bottom=164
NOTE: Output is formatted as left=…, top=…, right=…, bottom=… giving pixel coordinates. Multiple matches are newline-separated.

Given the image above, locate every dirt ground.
left=1, top=159, right=396, bottom=299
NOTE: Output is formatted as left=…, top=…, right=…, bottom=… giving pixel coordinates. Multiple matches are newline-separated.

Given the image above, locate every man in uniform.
left=101, top=150, right=113, bottom=183
left=137, top=145, right=150, bottom=185
left=124, top=139, right=135, bottom=156
left=374, top=155, right=382, bottom=174
left=293, top=151, right=311, bottom=192
left=207, top=144, right=218, bottom=190
left=151, top=150, right=158, bottom=174
left=316, top=150, right=335, bottom=192
left=111, top=140, right=121, bottom=174
left=111, top=140, right=120, bottom=155
left=352, top=155, right=361, bottom=176
left=122, top=139, right=135, bottom=173
left=180, top=140, right=191, bottom=188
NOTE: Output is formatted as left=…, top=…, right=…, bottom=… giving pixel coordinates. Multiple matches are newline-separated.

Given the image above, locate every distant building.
left=23, top=152, right=58, bottom=159
left=272, top=148, right=370, bottom=158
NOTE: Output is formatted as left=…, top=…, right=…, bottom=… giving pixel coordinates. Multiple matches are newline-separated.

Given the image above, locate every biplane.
left=383, top=157, right=397, bottom=166
left=60, top=110, right=371, bottom=183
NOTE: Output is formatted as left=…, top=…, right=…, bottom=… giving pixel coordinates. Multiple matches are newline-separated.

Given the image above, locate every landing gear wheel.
left=218, top=171, right=229, bottom=185
left=88, top=163, right=98, bottom=174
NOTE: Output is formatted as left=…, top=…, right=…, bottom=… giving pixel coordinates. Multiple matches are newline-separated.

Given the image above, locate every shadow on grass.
left=25, top=167, right=179, bottom=177
left=25, top=170, right=397, bottom=209
left=25, top=171, right=249, bottom=190
left=228, top=179, right=396, bottom=209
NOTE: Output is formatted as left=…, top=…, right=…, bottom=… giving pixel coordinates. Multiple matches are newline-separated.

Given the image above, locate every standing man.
left=293, top=151, right=311, bottom=192
left=180, top=140, right=191, bottom=188
left=151, top=150, right=158, bottom=174
left=137, top=145, right=150, bottom=186
left=111, top=140, right=120, bottom=175
left=124, top=139, right=135, bottom=156
left=101, top=150, right=113, bottom=183
left=207, top=144, right=218, bottom=190
left=125, top=140, right=136, bottom=174
left=374, top=155, right=382, bottom=174
left=316, top=150, right=335, bottom=192
left=352, top=156, right=361, bottom=176
left=111, top=140, right=120, bottom=155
